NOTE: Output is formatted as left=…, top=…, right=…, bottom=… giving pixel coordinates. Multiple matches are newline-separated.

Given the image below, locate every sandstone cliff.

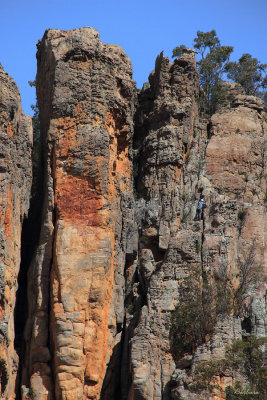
left=169, top=89, right=267, bottom=400
left=126, top=52, right=266, bottom=400
left=21, top=28, right=136, bottom=400
left=0, top=27, right=266, bottom=400
left=0, top=64, right=32, bottom=398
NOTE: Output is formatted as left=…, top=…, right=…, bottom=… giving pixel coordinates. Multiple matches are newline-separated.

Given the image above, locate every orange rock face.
left=22, top=28, right=135, bottom=400
left=0, top=64, right=32, bottom=398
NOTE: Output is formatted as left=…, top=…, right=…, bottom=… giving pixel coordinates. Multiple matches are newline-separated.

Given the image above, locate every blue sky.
left=1, top=0, right=266, bottom=115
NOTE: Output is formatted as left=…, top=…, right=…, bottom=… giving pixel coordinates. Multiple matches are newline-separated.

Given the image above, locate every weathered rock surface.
left=22, top=28, right=136, bottom=400
left=0, top=27, right=266, bottom=400
left=126, top=59, right=266, bottom=399
left=0, top=64, right=32, bottom=398
left=123, top=51, right=207, bottom=399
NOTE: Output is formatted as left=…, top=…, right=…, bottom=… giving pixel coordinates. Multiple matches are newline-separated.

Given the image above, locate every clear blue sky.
left=1, top=0, right=266, bottom=115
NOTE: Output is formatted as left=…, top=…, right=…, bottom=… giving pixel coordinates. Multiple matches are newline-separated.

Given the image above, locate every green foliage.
left=194, top=30, right=233, bottom=116
left=172, top=44, right=187, bottom=59
left=127, top=303, right=135, bottom=315
left=172, top=30, right=233, bottom=115
left=225, top=53, right=267, bottom=97
left=190, top=358, right=228, bottom=392
left=226, top=336, right=267, bottom=399
left=170, top=243, right=263, bottom=359
left=195, top=240, right=201, bottom=253
left=193, top=29, right=220, bottom=58
left=28, top=387, right=36, bottom=399
left=234, top=244, right=264, bottom=316
left=170, top=258, right=243, bottom=360
left=172, top=30, right=267, bottom=115
left=191, top=335, right=267, bottom=399
left=170, top=267, right=218, bottom=358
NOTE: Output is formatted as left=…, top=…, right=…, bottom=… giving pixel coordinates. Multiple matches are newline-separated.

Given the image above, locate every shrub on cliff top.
left=172, top=30, right=267, bottom=115
left=225, top=53, right=267, bottom=97
left=173, top=30, right=233, bottom=116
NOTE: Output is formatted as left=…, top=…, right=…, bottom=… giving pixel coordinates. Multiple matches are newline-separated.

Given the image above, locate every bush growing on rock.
left=225, top=53, right=267, bottom=97
left=173, top=30, right=233, bottom=116
left=190, top=335, right=267, bottom=399
left=172, top=30, right=267, bottom=115
left=170, top=266, right=221, bottom=358
left=234, top=242, right=265, bottom=316
left=170, top=242, right=264, bottom=359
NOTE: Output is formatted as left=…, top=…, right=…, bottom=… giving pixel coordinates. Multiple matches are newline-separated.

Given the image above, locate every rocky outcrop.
left=0, top=64, right=32, bottom=398
left=0, top=27, right=266, bottom=400
left=123, top=51, right=207, bottom=399
left=134, top=51, right=201, bottom=246
left=21, top=28, right=136, bottom=400
left=170, top=92, right=266, bottom=400
left=125, top=56, right=266, bottom=399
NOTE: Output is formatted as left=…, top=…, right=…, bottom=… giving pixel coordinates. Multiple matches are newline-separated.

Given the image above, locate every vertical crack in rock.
left=20, top=35, right=57, bottom=399
left=0, top=64, right=32, bottom=399
left=14, top=179, right=44, bottom=398
left=14, top=94, right=45, bottom=399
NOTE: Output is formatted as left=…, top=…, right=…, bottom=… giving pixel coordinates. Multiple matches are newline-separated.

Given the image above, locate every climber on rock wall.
left=196, top=198, right=205, bottom=221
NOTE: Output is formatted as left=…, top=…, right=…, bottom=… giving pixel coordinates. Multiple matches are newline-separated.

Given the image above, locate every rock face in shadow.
left=22, top=28, right=136, bottom=400
left=0, top=64, right=32, bottom=399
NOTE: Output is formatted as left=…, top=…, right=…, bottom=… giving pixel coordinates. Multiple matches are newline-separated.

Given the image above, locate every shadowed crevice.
left=14, top=132, right=44, bottom=399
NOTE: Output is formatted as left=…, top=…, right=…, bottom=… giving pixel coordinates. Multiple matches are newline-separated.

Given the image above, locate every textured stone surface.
left=134, top=52, right=200, bottom=242
left=22, top=28, right=135, bottom=400
left=124, top=52, right=207, bottom=399
left=126, top=62, right=266, bottom=399
left=168, top=92, right=267, bottom=399
left=0, top=64, right=32, bottom=398
left=1, top=28, right=266, bottom=400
